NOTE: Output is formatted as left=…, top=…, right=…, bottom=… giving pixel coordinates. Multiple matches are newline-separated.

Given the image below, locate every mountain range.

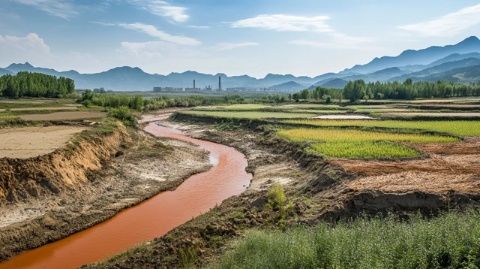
left=2, top=36, right=480, bottom=92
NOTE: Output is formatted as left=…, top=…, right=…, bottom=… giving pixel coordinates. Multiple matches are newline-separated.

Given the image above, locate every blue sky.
left=1, top=0, right=480, bottom=77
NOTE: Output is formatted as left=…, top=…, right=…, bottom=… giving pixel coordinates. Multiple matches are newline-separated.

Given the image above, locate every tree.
left=343, top=80, right=366, bottom=102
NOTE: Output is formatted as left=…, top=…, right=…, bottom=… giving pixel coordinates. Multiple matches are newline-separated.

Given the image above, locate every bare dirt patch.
left=346, top=172, right=480, bottom=194
left=19, top=111, right=106, bottom=121
left=333, top=137, right=480, bottom=195
left=0, top=126, right=88, bottom=158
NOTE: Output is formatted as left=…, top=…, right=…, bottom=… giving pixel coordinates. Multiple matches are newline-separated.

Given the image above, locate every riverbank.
left=0, top=120, right=211, bottom=265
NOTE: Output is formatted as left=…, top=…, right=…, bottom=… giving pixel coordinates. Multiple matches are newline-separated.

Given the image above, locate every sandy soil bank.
left=0, top=126, right=88, bottom=158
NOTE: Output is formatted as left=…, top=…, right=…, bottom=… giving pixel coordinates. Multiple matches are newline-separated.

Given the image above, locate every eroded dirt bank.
left=88, top=114, right=480, bottom=269
left=0, top=121, right=211, bottom=264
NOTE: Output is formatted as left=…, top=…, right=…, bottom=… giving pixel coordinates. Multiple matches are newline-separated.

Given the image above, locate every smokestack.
left=218, top=76, right=222, bottom=91
left=193, top=79, right=196, bottom=89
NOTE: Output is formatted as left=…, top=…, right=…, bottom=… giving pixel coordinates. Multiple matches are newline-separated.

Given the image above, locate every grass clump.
left=212, top=211, right=480, bottom=269
left=284, top=119, right=480, bottom=137
left=108, top=106, right=137, bottom=127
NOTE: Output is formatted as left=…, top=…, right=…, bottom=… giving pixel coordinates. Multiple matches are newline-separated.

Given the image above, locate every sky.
left=1, top=0, right=480, bottom=78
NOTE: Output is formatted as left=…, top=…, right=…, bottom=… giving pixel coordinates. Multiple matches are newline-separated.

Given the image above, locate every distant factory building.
left=153, top=87, right=183, bottom=92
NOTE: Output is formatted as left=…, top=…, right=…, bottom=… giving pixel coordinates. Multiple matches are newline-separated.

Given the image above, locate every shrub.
left=108, top=106, right=136, bottom=126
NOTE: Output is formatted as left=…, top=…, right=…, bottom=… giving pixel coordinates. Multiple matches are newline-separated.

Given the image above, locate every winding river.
left=0, top=121, right=252, bottom=269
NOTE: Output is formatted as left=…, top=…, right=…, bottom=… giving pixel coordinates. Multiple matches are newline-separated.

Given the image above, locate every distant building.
left=153, top=87, right=184, bottom=92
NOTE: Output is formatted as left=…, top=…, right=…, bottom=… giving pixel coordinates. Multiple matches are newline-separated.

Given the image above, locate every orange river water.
left=0, top=122, right=252, bottom=269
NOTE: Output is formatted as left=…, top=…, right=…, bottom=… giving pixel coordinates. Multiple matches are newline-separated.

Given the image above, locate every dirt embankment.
left=0, top=123, right=129, bottom=204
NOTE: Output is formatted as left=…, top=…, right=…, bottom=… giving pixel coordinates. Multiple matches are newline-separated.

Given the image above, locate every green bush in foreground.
left=108, top=106, right=136, bottom=126
left=212, top=211, right=480, bottom=269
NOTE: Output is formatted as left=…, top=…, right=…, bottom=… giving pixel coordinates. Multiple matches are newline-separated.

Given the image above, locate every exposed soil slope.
left=0, top=123, right=128, bottom=204
left=0, top=124, right=210, bottom=262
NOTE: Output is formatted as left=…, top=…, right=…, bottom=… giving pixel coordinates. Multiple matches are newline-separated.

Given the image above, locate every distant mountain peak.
left=460, top=36, right=480, bottom=44
left=7, top=62, right=34, bottom=69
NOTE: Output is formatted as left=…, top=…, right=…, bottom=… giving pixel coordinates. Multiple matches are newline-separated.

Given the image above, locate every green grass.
left=278, top=104, right=345, bottom=110
left=277, top=128, right=456, bottom=159
left=309, top=141, right=420, bottom=159
left=211, top=211, right=480, bottom=269
left=198, top=104, right=271, bottom=110
left=0, top=113, right=18, bottom=121
left=277, top=128, right=457, bottom=143
left=181, top=110, right=317, bottom=119
left=284, top=119, right=480, bottom=137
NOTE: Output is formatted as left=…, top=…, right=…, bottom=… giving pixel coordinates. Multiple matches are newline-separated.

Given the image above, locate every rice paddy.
left=277, top=128, right=457, bottom=159
left=277, top=128, right=457, bottom=143
left=284, top=119, right=480, bottom=137
left=180, top=110, right=317, bottom=119
left=308, top=141, right=420, bottom=159
left=181, top=100, right=477, bottom=159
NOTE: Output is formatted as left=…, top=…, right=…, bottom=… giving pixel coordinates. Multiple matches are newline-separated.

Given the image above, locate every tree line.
left=80, top=90, right=248, bottom=111
left=295, top=79, right=480, bottom=102
left=0, top=72, right=75, bottom=98
left=291, top=87, right=343, bottom=103
left=343, top=79, right=480, bottom=102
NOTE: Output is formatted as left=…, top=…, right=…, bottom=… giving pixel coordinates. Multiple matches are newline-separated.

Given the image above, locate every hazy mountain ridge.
left=2, top=36, right=480, bottom=91
left=342, top=36, right=480, bottom=74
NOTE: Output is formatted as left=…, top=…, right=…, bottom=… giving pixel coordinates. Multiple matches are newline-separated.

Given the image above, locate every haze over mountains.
left=2, top=36, right=480, bottom=92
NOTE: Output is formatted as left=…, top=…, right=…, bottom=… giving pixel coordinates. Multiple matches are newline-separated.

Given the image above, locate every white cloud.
left=216, top=42, right=259, bottom=51
left=120, top=41, right=167, bottom=57
left=129, top=0, right=188, bottom=22
left=11, top=0, right=77, bottom=19
left=291, top=33, right=373, bottom=49
left=187, top=25, right=210, bottom=30
left=119, top=23, right=201, bottom=45
left=232, top=14, right=332, bottom=32
left=398, top=3, right=480, bottom=36
left=0, top=33, right=51, bottom=65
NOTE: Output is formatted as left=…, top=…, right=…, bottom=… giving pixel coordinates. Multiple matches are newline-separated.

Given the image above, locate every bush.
left=108, top=106, right=136, bottom=126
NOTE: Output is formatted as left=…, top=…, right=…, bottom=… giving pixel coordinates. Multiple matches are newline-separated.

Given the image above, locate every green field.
left=277, top=128, right=456, bottom=159
left=284, top=119, right=480, bottom=137
left=309, top=141, right=420, bottom=159
left=277, top=128, right=457, bottom=143
left=212, top=212, right=480, bottom=269
left=180, top=110, right=317, bottom=119
left=197, top=104, right=271, bottom=110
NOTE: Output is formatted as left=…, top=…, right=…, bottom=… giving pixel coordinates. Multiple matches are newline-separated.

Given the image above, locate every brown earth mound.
left=0, top=122, right=129, bottom=204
